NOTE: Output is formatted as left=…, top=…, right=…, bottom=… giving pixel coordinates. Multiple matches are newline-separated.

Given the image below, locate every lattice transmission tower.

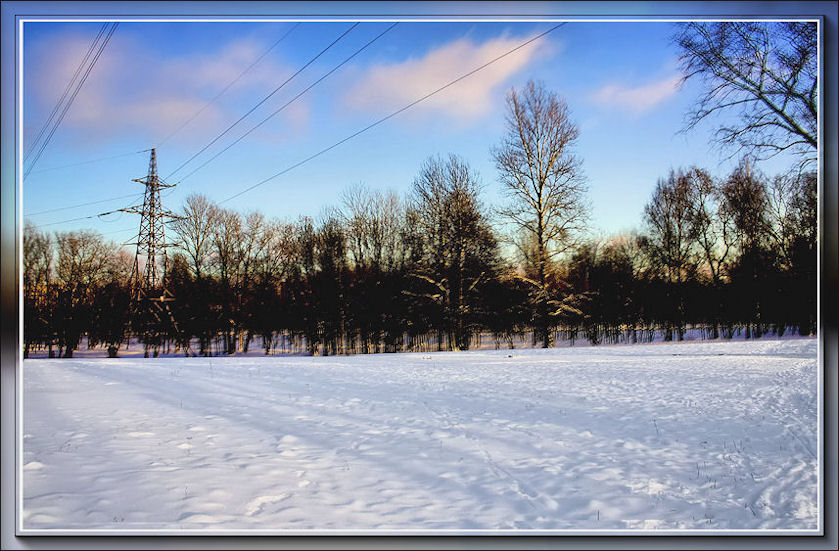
left=121, top=148, right=185, bottom=357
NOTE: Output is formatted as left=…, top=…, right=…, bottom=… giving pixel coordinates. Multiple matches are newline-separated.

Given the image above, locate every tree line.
left=23, top=154, right=816, bottom=358
left=24, top=17, right=819, bottom=359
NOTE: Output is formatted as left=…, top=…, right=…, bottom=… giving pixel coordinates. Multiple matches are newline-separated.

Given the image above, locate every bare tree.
left=54, top=230, right=114, bottom=356
left=680, top=168, right=735, bottom=338
left=410, top=154, right=498, bottom=351
left=234, top=211, right=269, bottom=353
left=92, top=246, right=134, bottom=357
left=23, top=221, right=53, bottom=297
left=211, top=208, right=244, bottom=287
left=342, top=183, right=373, bottom=270
left=247, top=218, right=296, bottom=354
left=684, top=168, right=735, bottom=287
left=23, top=222, right=54, bottom=357
left=55, top=230, right=113, bottom=290
left=765, top=168, right=817, bottom=272
left=782, top=170, right=817, bottom=335
left=785, top=171, right=817, bottom=255
left=720, top=159, right=771, bottom=252
left=341, top=184, right=404, bottom=272
left=314, top=211, right=349, bottom=356
left=171, top=193, right=218, bottom=281
left=492, top=79, right=588, bottom=347
left=252, top=218, right=296, bottom=284
left=673, top=22, right=817, bottom=164
left=240, top=211, right=267, bottom=283
left=718, top=159, right=777, bottom=338
left=642, top=170, right=700, bottom=340
left=211, top=208, right=244, bottom=353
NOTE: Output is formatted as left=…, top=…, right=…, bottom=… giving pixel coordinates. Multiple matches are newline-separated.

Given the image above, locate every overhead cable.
left=220, top=24, right=563, bottom=204
left=155, top=22, right=301, bottom=147
left=26, top=149, right=149, bottom=176
left=165, top=22, right=359, bottom=180
left=24, top=193, right=144, bottom=217
left=27, top=207, right=124, bottom=229
left=178, top=22, right=398, bottom=184
left=24, top=23, right=108, bottom=161
left=24, top=22, right=119, bottom=180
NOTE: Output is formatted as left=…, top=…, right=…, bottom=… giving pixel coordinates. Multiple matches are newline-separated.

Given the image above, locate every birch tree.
left=492, top=80, right=588, bottom=347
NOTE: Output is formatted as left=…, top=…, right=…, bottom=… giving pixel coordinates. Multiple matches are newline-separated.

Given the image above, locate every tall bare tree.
left=248, top=218, right=296, bottom=354
left=719, top=159, right=775, bottom=338
left=765, top=169, right=817, bottom=273
left=674, top=22, right=818, bottom=164
left=720, top=159, right=771, bottom=252
left=23, top=221, right=53, bottom=298
left=680, top=168, right=735, bottom=338
left=684, top=168, right=735, bottom=288
left=211, top=208, right=244, bottom=354
left=410, top=155, right=498, bottom=351
left=642, top=170, right=700, bottom=340
left=171, top=193, right=218, bottom=281
left=492, top=80, right=588, bottom=347
left=23, top=222, right=54, bottom=357
left=314, top=212, right=349, bottom=355
left=54, top=230, right=114, bottom=356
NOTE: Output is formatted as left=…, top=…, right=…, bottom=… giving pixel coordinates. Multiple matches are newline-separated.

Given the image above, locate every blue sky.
left=21, top=19, right=803, bottom=244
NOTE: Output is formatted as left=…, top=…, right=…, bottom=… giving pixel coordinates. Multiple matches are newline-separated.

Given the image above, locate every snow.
left=21, top=337, right=819, bottom=533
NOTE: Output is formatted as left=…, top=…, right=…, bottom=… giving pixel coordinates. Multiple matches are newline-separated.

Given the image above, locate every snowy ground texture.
left=22, top=337, right=819, bottom=533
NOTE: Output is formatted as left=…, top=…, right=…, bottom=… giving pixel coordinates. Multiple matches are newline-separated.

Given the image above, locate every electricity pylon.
left=121, top=148, right=185, bottom=357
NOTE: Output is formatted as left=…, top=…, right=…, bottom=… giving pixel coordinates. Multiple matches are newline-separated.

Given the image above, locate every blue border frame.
left=2, top=2, right=836, bottom=549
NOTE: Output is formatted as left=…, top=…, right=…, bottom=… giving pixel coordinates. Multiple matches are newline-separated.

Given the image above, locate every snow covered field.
left=21, top=337, right=819, bottom=533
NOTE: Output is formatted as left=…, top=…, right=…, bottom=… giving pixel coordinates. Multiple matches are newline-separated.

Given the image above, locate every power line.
left=26, top=152, right=178, bottom=231
left=25, top=149, right=149, bottom=175
left=155, top=23, right=301, bottom=148
left=24, top=22, right=119, bottom=180
left=24, top=24, right=108, bottom=161
left=27, top=25, right=560, bottom=234
left=220, top=24, right=564, bottom=205
left=178, top=22, right=399, bottom=185
left=103, top=226, right=139, bottom=236
left=24, top=193, right=144, bottom=217
left=24, top=147, right=148, bottom=218
left=24, top=23, right=118, bottom=179
left=166, top=22, right=359, bottom=180
left=27, top=207, right=125, bottom=229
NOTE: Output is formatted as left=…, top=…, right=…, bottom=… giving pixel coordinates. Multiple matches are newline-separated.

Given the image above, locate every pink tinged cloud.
left=344, top=35, right=551, bottom=124
left=25, top=32, right=301, bottom=147
left=592, top=75, right=682, bottom=114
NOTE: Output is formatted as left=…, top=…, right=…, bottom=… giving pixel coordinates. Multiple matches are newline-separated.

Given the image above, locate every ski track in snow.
left=21, top=338, right=818, bottom=531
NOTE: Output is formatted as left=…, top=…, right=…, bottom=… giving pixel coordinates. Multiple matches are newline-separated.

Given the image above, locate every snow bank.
left=21, top=337, right=819, bottom=532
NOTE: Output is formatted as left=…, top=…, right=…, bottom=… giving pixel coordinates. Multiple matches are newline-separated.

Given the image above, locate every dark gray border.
left=2, top=1, right=837, bottom=549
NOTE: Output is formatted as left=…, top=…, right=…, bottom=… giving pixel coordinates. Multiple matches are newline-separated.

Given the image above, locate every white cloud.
left=343, top=34, right=552, bottom=124
left=591, top=75, right=682, bottom=114
left=24, top=30, right=301, bottom=147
